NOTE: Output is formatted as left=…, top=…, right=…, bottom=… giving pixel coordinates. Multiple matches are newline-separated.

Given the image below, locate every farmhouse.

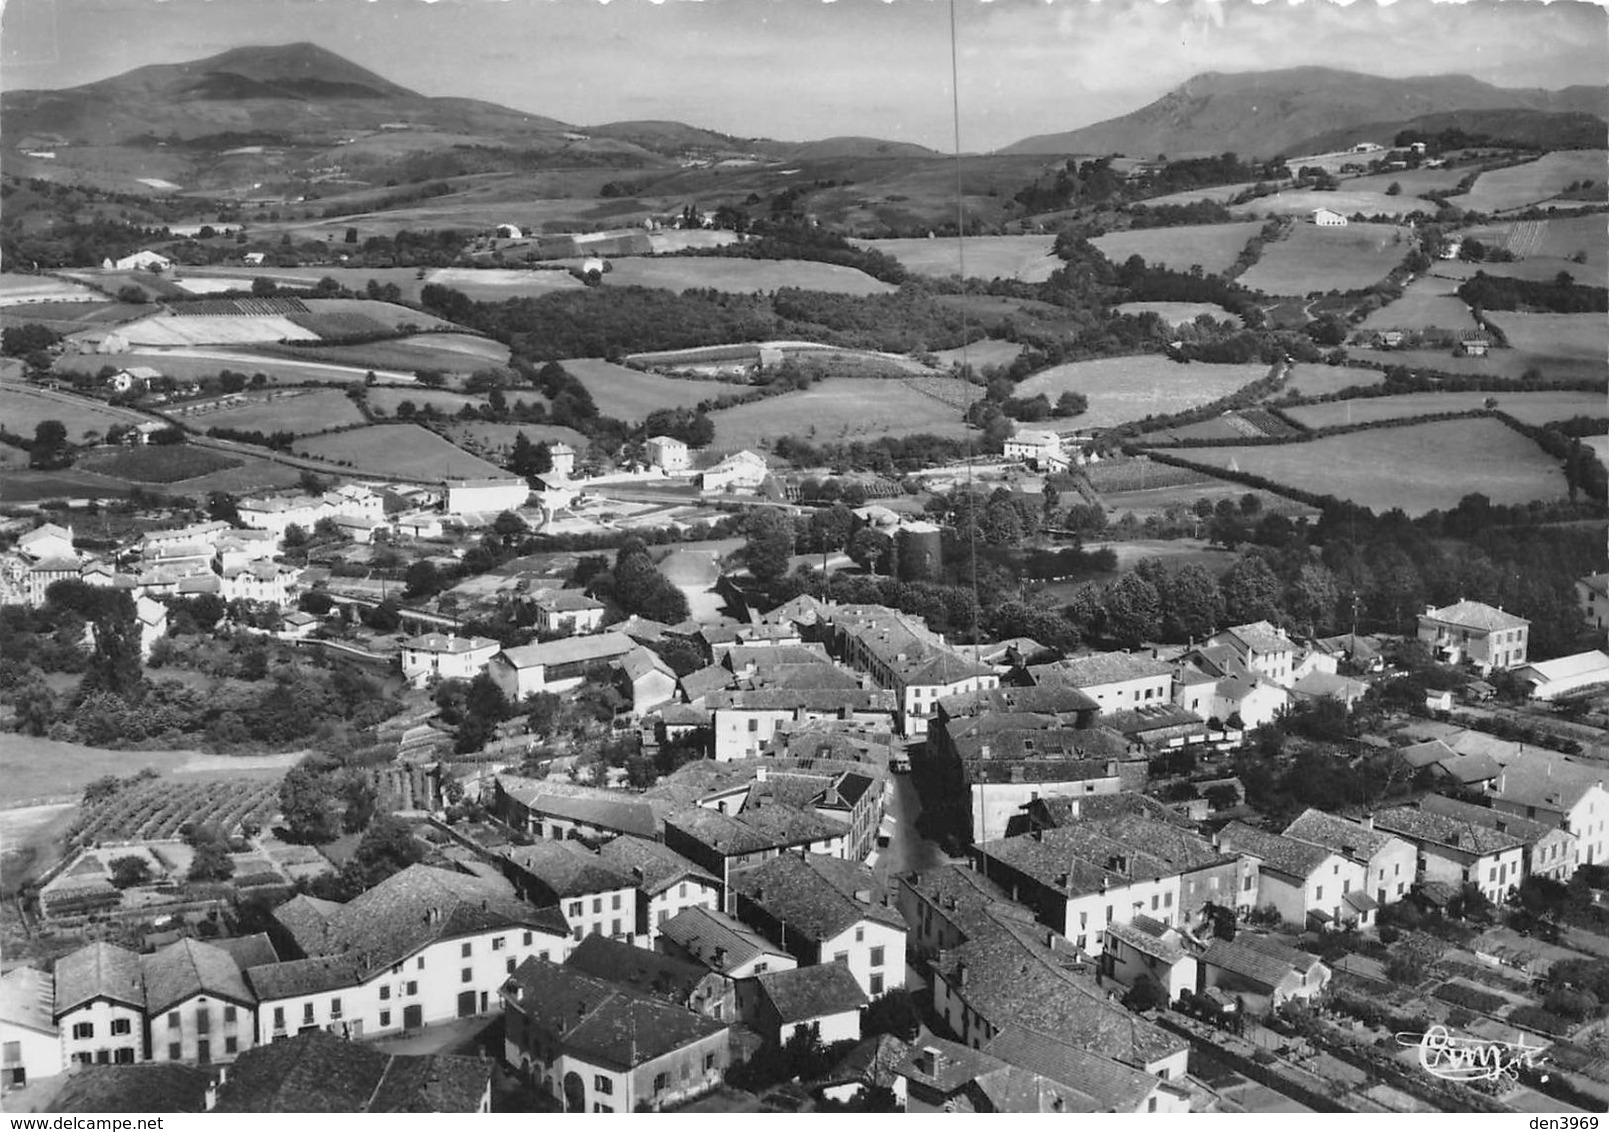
left=499, top=842, right=639, bottom=944
left=488, top=632, right=639, bottom=699
left=106, top=250, right=172, bottom=272
left=444, top=477, right=529, bottom=516
left=1577, top=572, right=1609, bottom=631
left=107, top=367, right=162, bottom=394
left=1, top=967, right=63, bottom=1087
left=1371, top=805, right=1526, bottom=907
left=699, top=450, right=768, bottom=492
left=399, top=631, right=500, bottom=687
left=1198, top=935, right=1331, bottom=1017
left=1207, top=621, right=1296, bottom=687
left=1459, top=333, right=1491, bottom=357
left=53, top=943, right=147, bottom=1068
left=1001, top=429, right=1066, bottom=471
left=739, top=964, right=867, bottom=1048
left=1216, top=821, right=1370, bottom=931
left=1282, top=809, right=1415, bottom=907
left=1420, top=794, right=1577, bottom=884
left=141, top=938, right=260, bottom=1067
left=596, top=836, right=721, bottom=944
left=1311, top=208, right=1349, bottom=227
left=645, top=435, right=691, bottom=473
left=1416, top=600, right=1529, bottom=673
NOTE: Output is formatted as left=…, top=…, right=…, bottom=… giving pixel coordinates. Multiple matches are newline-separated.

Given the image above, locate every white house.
left=1491, top=750, right=1609, bottom=869
left=1311, top=208, right=1348, bottom=227
left=1, top=967, right=63, bottom=1088
left=657, top=907, right=798, bottom=980
left=1102, top=919, right=1197, bottom=1004
left=645, top=436, right=691, bottom=473
left=399, top=632, right=500, bottom=687
left=1417, top=600, right=1530, bottom=673
left=107, top=250, right=172, bottom=271
left=1049, top=651, right=1175, bottom=711
left=135, top=596, right=167, bottom=662
left=52, top=943, right=147, bottom=1068
left=740, top=965, right=867, bottom=1047
left=699, top=450, right=767, bottom=493
left=488, top=632, right=639, bottom=700
left=142, top=939, right=259, bottom=1067
left=1208, top=621, right=1297, bottom=688
left=534, top=590, right=607, bottom=637
left=597, top=837, right=721, bottom=945
left=1001, top=429, right=1066, bottom=471
left=1283, top=809, right=1416, bottom=907
left=16, top=523, right=75, bottom=563
left=1218, top=822, right=1371, bottom=932
left=444, top=477, right=529, bottom=517
left=1372, top=805, right=1527, bottom=906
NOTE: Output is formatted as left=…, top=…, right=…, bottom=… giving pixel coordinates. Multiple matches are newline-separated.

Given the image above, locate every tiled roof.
left=503, top=842, right=637, bottom=899
left=679, top=663, right=734, bottom=702
left=213, top=1030, right=491, bottom=1113
left=731, top=853, right=905, bottom=940
left=976, top=819, right=1225, bottom=897
left=539, top=589, right=605, bottom=612
left=826, top=1033, right=913, bottom=1089
left=617, top=645, right=675, bottom=684
left=705, top=687, right=893, bottom=713
left=1283, top=809, right=1400, bottom=862
left=1421, top=600, right=1529, bottom=632
left=1, top=967, right=56, bottom=1034
left=657, top=906, right=789, bottom=974
left=938, top=684, right=1099, bottom=719
left=141, top=938, right=254, bottom=1014
left=1217, top=621, right=1292, bottom=656
left=1439, top=751, right=1502, bottom=785
left=598, top=835, right=718, bottom=895
left=1030, top=793, right=1181, bottom=828
left=1495, top=749, right=1607, bottom=811
left=984, top=1026, right=1161, bottom=1112
left=47, top=1064, right=210, bottom=1114
left=1372, top=805, right=1527, bottom=857
left=564, top=935, right=711, bottom=1004
left=1581, top=573, right=1609, bottom=600
left=666, top=801, right=848, bottom=857
left=53, top=942, right=144, bottom=1016
left=755, top=963, right=868, bottom=1023
left=246, top=955, right=362, bottom=1002
left=272, top=893, right=343, bottom=955
left=1400, top=738, right=1458, bottom=769
left=498, top=631, right=636, bottom=670
left=1199, top=937, right=1309, bottom=991
left=1104, top=920, right=1187, bottom=965
left=402, top=632, right=498, bottom=654
left=1216, top=821, right=1333, bottom=880
left=1291, top=671, right=1370, bottom=701
left=504, top=958, right=726, bottom=1070
left=525, top=791, right=660, bottom=838
left=899, top=864, right=1034, bottom=943
left=1052, top=651, right=1176, bottom=688
left=1420, top=794, right=1569, bottom=846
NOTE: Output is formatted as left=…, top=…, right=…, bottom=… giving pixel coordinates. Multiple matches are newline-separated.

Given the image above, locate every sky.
left=2, top=0, right=1605, bottom=152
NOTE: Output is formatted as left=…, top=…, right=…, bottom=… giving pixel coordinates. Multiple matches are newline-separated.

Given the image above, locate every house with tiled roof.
left=140, top=939, right=258, bottom=1066
left=656, top=906, right=797, bottom=980
left=740, top=963, right=868, bottom=1047
left=678, top=662, right=733, bottom=706
left=399, top=631, right=499, bottom=687
left=821, top=1033, right=914, bottom=1108
left=1102, top=917, right=1197, bottom=1004
left=1492, top=749, right=1609, bottom=869
left=598, top=835, right=721, bottom=944
left=1372, top=804, right=1527, bottom=905
left=613, top=646, right=678, bottom=715
left=894, top=864, right=1036, bottom=961
left=829, top=606, right=997, bottom=737
left=1, top=966, right=62, bottom=1087
left=729, top=852, right=906, bottom=998
left=266, top=864, right=571, bottom=1039
left=1576, top=572, right=1609, bottom=632
left=565, top=935, right=731, bottom=1023
left=533, top=588, right=607, bottom=637
left=894, top=1034, right=1099, bottom=1114
left=487, top=631, right=638, bottom=699
left=662, top=802, right=850, bottom=903
left=706, top=686, right=896, bottom=761
left=1421, top=793, right=1577, bottom=883
left=1035, top=651, right=1176, bottom=710
left=18, top=522, right=75, bottom=562
left=1216, top=821, right=1369, bottom=931
left=984, top=1025, right=1192, bottom=1113
left=53, top=942, right=146, bottom=1068
left=501, top=842, right=640, bottom=944
left=211, top=1029, right=492, bottom=1112
left=1283, top=808, right=1416, bottom=908
left=1417, top=600, right=1530, bottom=673
left=1290, top=670, right=1371, bottom=710
left=1207, top=621, right=1297, bottom=687
left=1198, top=934, right=1331, bottom=1017
left=45, top=1063, right=210, bottom=1114
left=501, top=957, right=730, bottom=1113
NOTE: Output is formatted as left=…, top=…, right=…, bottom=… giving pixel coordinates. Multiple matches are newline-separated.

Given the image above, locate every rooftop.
left=730, top=853, right=905, bottom=940
left=1421, top=600, right=1530, bottom=633
left=402, top=632, right=498, bottom=654
left=1216, top=821, right=1335, bottom=880
left=53, top=941, right=144, bottom=1016
left=503, top=841, right=637, bottom=899
left=1051, top=651, right=1176, bottom=688
left=657, top=906, right=789, bottom=974
left=1215, top=621, right=1293, bottom=656
left=1283, top=808, right=1402, bottom=862
left=498, top=631, right=637, bottom=670
left=754, top=963, right=868, bottom=1023
left=564, top=935, right=711, bottom=1005
left=597, top=835, right=718, bottom=895
left=47, top=1064, right=210, bottom=1114
left=984, top=1026, right=1163, bottom=1112
left=141, top=937, right=254, bottom=1015
left=1, top=966, right=55, bottom=1035
left=1199, top=936, right=1319, bottom=991
left=1495, top=749, right=1607, bottom=812
left=1371, top=805, right=1527, bottom=857
left=213, top=1030, right=491, bottom=1113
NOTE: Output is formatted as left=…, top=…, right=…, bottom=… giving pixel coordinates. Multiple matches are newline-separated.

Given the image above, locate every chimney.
left=1056, top=872, right=1070, bottom=890
left=854, top=888, right=873, bottom=904
left=1362, top=814, right=1374, bottom=832
left=956, top=961, right=969, bottom=987
left=917, top=1046, right=940, bottom=1076
left=756, top=765, right=768, bottom=783
left=713, top=946, right=727, bottom=966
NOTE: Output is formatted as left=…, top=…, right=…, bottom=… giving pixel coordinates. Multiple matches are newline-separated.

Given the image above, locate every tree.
left=848, top=527, right=893, bottom=576
left=509, top=431, right=552, bottom=478
left=1102, top=572, right=1162, bottom=648
left=185, top=821, right=236, bottom=882
left=861, top=988, right=921, bottom=1040
left=250, top=277, right=277, bottom=297
left=492, top=510, right=529, bottom=544
left=109, top=855, right=153, bottom=889
left=807, top=504, right=855, bottom=555
left=279, top=762, right=342, bottom=843
left=404, top=560, right=443, bottom=599
left=345, top=227, right=359, bottom=244
left=1220, top=556, right=1282, bottom=625
left=1386, top=181, right=1403, bottom=196
left=80, top=591, right=144, bottom=700
left=742, top=509, right=795, bottom=584
left=1054, top=391, right=1089, bottom=418
left=29, top=419, right=70, bottom=469
left=349, top=814, right=424, bottom=885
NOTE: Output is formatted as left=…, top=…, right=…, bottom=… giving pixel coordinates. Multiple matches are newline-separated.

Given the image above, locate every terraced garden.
left=71, top=777, right=282, bottom=846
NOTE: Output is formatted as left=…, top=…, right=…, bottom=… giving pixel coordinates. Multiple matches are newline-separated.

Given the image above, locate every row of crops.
left=73, top=778, right=282, bottom=847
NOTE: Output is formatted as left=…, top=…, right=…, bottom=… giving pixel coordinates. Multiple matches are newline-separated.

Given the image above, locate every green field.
left=0, top=386, right=141, bottom=442
left=707, top=377, right=969, bottom=449
left=596, top=257, right=896, bottom=296
left=1357, top=273, right=1479, bottom=332
left=180, top=265, right=434, bottom=302
left=565, top=358, right=729, bottom=419
left=1283, top=391, right=1607, bottom=430
left=1091, top=223, right=1264, bottom=275
left=440, top=421, right=590, bottom=462
left=930, top=339, right=1022, bottom=371
left=1484, top=313, right=1609, bottom=377
left=60, top=349, right=411, bottom=387
left=1143, top=182, right=1263, bottom=207
left=1180, top=417, right=1568, bottom=515
left=1116, top=302, right=1236, bottom=327
left=1240, top=222, right=1413, bottom=296
left=1231, top=188, right=1414, bottom=220
left=421, top=267, right=588, bottom=302
left=1452, top=151, right=1609, bottom=213
left=192, top=388, right=368, bottom=435
left=1280, top=364, right=1385, bottom=398
left=1348, top=342, right=1606, bottom=383
left=261, top=333, right=508, bottom=375
left=1014, top=356, right=1271, bottom=430
left=294, top=422, right=506, bottom=479
left=366, top=387, right=492, bottom=417
left=75, top=444, right=241, bottom=483
left=849, top=235, right=1059, bottom=282
left=1344, top=167, right=1476, bottom=199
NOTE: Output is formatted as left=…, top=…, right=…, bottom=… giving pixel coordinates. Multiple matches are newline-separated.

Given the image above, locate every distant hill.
left=1290, top=109, right=1609, bottom=158
left=783, top=137, right=942, bottom=161
left=1002, top=67, right=1609, bottom=160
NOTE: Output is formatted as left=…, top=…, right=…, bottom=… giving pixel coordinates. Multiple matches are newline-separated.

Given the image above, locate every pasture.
left=1282, top=391, right=1607, bottom=430
left=1451, top=151, right=1609, bottom=213
left=294, top=422, right=506, bottom=479
left=931, top=338, right=1022, bottom=371
left=118, top=314, right=319, bottom=347
left=1347, top=343, right=1604, bottom=383
left=420, top=267, right=587, bottom=302
left=180, top=266, right=432, bottom=302
left=707, top=377, right=969, bottom=448
left=0, top=736, right=291, bottom=808
left=1280, top=364, right=1385, bottom=398
left=291, top=298, right=458, bottom=336
left=366, top=387, right=491, bottom=417
left=0, top=386, right=139, bottom=441
left=1239, top=222, right=1413, bottom=296
left=75, top=445, right=241, bottom=484
left=441, top=421, right=590, bottom=462
left=0, top=274, right=100, bottom=306
left=90, top=348, right=419, bottom=385
left=1014, top=356, right=1271, bottom=430
left=1091, top=222, right=1263, bottom=275
left=1344, top=167, right=1475, bottom=199
left=1231, top=188, right=1413, bottom=220
left=597, top=257, right=896, bottom=296
left=1485, top=313, right=1608, bottom=376
left=192, top=388, right=367, bottom=435
left=260, top=334, right=509, bottom=375
left=565, top=358, right=726, bottom=420
left=1116, top=302, right=1236, bottom=326
left=849, top=235, right=1060, bottom=282
left=1180, top=417, right=1568, bottom=515
left=1143, top=182, right=1264, bottom=207
left=1357, top=273, right=1478, bottom=332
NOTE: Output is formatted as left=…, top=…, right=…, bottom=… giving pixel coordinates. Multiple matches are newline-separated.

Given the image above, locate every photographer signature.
left=1396, top=1025, right=1548, bottom=1083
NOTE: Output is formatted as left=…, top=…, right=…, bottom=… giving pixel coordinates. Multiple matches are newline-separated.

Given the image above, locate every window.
left=653, top=1072, right=669, bottom=1094
left=273, top=1008, right=285, bottom=1030
left=753, top=963, right=768, bottom=976
left=569, top=902, right=583, bottom=918
left=225, top=1036, right=238, bottom=1055
left=1164, top=892, right=1173, bottom=907
left=833, top=951, right=849, bottom=965
left=593, top=898, right=602, bottom=915
left=493, top=937, right=505, bottom=951
left=705, top=1053, right=717, bottom=1072
left=507, top=958, right=516, bottom=975
left=72, top=1023, right=94, bottom=1040
left=462, top=942, right=473, bottom=958
left=1315, top=886, right=1323, bottom=901
left=330, top=998, right=343, bottom=1020
left=871, top=973, right=885, bottom=995
left=1151, top=894, right=1159, bottom=911
left=169, top=1043, right=182, bottom=1061
left=115, top=1049, right=134, bottom=1065
left=594, top=1075, right=614, bottom=1095
left=679, top=883, right=687, bottom=898
left=612, top=893, right=623, bottom=911
left=748, top=719, right=759, bottom=732
left=523, top=931, right=534, bottom=946
left=380, top=1011, right=392, bottom=1028
left=110, top=1018, right=131, bottom=1036
left=594, top=1104, right=613, bottom=1113
left=168, top=1011, right=181, bottom=1029
left=405, top=982, right=418, bottom=997
left=573, top=927, right=584, bottom=942
left=855, top=926, right=865, bottom=943
left=223, top=1006, right=236, bottom=1025
left=417, top=957, right=425, bottom=970
left=303, top=1004, right=315, bottom=1024
left=870, top=946, right=885, bottom=968
left=462, top=968, right=473, bottom=983
left=196, top=1008, right=210, bottom=1034
left=380, top=985, right=391, bottom=1001
left=658, top=909, right=670, bottom=926
left=1243, top=875, right=1254, bottom=892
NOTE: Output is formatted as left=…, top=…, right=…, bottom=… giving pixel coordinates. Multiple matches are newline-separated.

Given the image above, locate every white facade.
left=445, top=478, right=530, bottom=516
left=645, top=436, right=691, bottom=473
left=1312, top=209, right=1348, bottom=227
left=148, top=993, right=254, bottom=1066
left=1062, top=875, right=1182, bottom=958
left=645, top=880, right=722, bottom=945
left=57, top=999, right=144, bottom=1067
left=399, top=634, right=500, bottom=687
left=1259, top=853, right=1366, bottom=929
left=816, top=920, right=907, bottom=1000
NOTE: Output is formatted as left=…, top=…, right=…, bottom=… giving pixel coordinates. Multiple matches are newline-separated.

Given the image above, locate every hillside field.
left=565, top=358, right=727, bottom=420
left=1282, top=391, right=1607, bottom=430
left=189, top=388, right=367, bottom=435
left=366, top=388, right=494, bottom=416
left=294, top=422, right=505, bottom=479
left=258, top=333, right=509, bottom=375
left=1280, top=364, right=1385, bottom=398
left=1239, top=222, right=1413, bottom=296
left=1116, top=302, right=1236, bottom=326
left=849, top=235, right=1059, bottom=282
left=420, top=267, right=587, bottom=301
left=1451, top=151, right=1609, bottom=213
left=1343, top=167, right=1475, bottom=199
left=1484, top=313, right=1609, bottom=376
left=75, top=444, right=241, bottom=484
left=1091, top=222, right=1263, bottom=276
left=707, top=377, right=969, bottom=448
left=0, top=274, right=100, bottom=306
left=56, top=348, right=415, bottom=387
left=1143, top=182, right=1264, bottom=208
left=0, top=387, right=140, bottom=441
left=1179, top=417, right=1567, bottom=515
left=930, top=339, right=1023, bottom=371
left=1231, top=188, right=1413, bottom=220
left=1358, top=273, right=1478, bottom=332
left=595, top=257, right=897, bottom=296
left=1014, top=357, right=1270, bottom=430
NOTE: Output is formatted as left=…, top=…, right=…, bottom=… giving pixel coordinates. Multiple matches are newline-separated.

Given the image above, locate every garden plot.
left=1239, top=222, right=1413, bottom=296
left=1091, top=223, right=1264, bottom=275
left=118, top=314, right=320, bottom=346
left=1014, top=356, right=1270, bottom=430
